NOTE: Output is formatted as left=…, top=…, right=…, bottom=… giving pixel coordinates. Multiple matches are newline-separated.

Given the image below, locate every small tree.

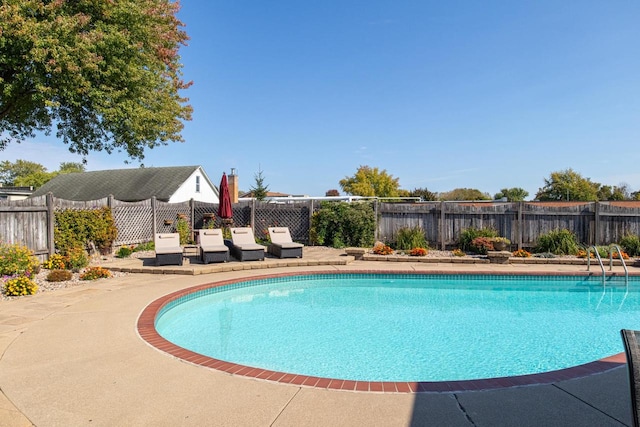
left=250, top=167, right=270, bottom=201
left=494, top=187, right=529, bottom=202
left=339, top=165, right=401, bottom=197
left=410, top=187, right=438, bottom=201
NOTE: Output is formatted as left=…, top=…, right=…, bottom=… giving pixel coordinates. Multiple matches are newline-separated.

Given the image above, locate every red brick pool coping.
left=137, top=270, right=629, bottom=393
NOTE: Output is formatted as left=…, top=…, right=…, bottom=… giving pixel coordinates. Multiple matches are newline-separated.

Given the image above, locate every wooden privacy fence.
left=3, top=196, right=640, bottom=260
left=378, top=201, right=640, bottom=249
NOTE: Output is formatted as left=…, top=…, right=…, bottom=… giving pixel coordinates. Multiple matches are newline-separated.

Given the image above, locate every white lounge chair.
left=268, top=227, right=303, bottom=258
left=197, top=229, right=229, bottom=264
left=228, top=227, right=265, bottom=261
left=154, top=233, right=183, bottom=266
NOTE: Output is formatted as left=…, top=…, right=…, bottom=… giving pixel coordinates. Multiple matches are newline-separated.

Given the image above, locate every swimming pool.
left=148, top=272, right=639, bottom=388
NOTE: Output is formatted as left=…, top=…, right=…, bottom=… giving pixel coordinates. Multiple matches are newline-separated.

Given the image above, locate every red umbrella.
left=218, top=172, right=233, bottom=221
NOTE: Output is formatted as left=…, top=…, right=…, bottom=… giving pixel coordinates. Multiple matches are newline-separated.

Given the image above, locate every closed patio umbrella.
left=218, top=172, right=233, bottom=226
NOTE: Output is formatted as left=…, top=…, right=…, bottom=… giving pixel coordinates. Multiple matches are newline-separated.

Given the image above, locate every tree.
left=325, top=189, right=340, bottom=197
left=0, top=160, right=47, bottom=185
left=0, top=0, right=192, bottom=161
left=597, top=184, right=629, bottom=201
left=249, top=167, right=269, bottom=201
left=339, top=166, right=401, bottom=197
left=439, top=188, right=491, bottom=201
left=535, top=169, right=600, bottom=201
left=58, top=162, right=86, bottom=175
left=494, top=187, right=529, bottom=202
left=410, top=187, right=438, bottom=201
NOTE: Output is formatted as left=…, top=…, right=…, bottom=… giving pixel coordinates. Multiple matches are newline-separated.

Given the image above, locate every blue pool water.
left=155, top=274, right=640, bottom=382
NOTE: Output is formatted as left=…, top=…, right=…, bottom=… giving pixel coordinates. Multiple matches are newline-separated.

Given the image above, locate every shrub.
left=409, top=247, right=428, bottom=256
left=310, top=201, right=375, bottom=248
left=66, top=247, right=89, bottom=271
left=612, top=251, right=630, bottom=260
left=396, top=227, right=428, bottom=251
left=116, top=245, right=134, bottom=258
left=3, top=276, right=38, bottom=296
left=458, top=227, right=498, bottom=252
left=620, top=234, right=640, bottom=257
left=0, top=242, right=39, bottom=276
left=512, top=249, right=531, bottom=257
left=452, top=248, right=466, bottom=257
left=44, top=253, right=67, bottom=270
left=174, top=216, right=192, bottom=245
left=80, top=267, right=112, bottom=280
left=47, top=269, right=73, bottom=282
left=534, top=229, right=579, bottom=255
left=55, top=207, right=117, bottom=255
left=470, top=237, right=494, bottom=254
left=133, top=241, right=155, bottom=252
left=372, top=243, right=393, bottom=255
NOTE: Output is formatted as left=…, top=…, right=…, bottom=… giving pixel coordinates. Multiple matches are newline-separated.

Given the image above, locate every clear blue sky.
left=4, top=0, right=640, bottom=199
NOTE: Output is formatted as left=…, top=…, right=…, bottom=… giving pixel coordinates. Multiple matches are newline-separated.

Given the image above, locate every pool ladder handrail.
left=586, top=245, right=628, bottom=284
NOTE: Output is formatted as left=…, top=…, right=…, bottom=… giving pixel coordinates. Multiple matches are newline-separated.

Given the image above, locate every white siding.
left=169, top=168, right=219, bottom=203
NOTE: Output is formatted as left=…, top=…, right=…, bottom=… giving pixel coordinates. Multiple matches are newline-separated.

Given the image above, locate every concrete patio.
left=0, top=248, right=636, bottom=426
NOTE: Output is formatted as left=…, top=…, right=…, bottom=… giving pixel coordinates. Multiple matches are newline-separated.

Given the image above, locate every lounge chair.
left=154, top=233, right=183, bottom=266
left=227, top=227, right=265, bottom=261
left=622, top=329, right=640, bottom=427
left=267, top=227, right=303, bottom=258
left=197, top=229, right=229, bottom=264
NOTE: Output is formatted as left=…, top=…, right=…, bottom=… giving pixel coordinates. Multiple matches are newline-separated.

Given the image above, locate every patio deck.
left=0, top=248, right=636, bottom=426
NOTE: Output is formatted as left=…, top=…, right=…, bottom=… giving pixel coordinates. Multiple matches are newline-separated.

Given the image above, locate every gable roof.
left=31, top=166, right=212, bottom=202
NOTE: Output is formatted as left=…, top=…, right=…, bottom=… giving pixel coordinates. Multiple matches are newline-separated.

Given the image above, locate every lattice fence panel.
left=112, top=200, right=153, bottom=246
left=254, top=201, right=312, bottom=243
left=156, top=201, right=191, bottom=235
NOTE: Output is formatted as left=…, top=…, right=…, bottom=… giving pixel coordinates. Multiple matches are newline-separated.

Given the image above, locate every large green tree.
left=494, top=187, right=529, bottom=202
left=535, top=169, right=600, bottom=201
left=439, top=188, right=491, bottom=201
left=0, top=159, right=86, bottom=187
left=0, top=0, right=192, bottom=160
left=339, top=166, right=401, bottom=197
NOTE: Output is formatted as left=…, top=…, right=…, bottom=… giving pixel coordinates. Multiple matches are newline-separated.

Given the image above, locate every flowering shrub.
left=470, top=237, right=494, bottom=254
left=576, top=250, right=595, bottom=259
left=372, top=243, right=393, bottom=255
left=3, top=276, right=38, bottom=296
left=80, top=267, right=112, bottom=280
left=44, top=253, right=67, bottom=270
left=66, top=247, right=89, bottom=271
left=512, top=249, right=531, bottom=258
left=612, top=251, right=630, bottom=260
left=409, top=247, right=428, bottom=256
left=452, top=248, right=466, bottom=257
left=0, top=243, right=39, bottom=276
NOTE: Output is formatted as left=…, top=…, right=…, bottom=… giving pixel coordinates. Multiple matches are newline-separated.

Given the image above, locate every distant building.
left=30, top=166, right=219, bottom=203
left=0, top=184, right=34, bottom=201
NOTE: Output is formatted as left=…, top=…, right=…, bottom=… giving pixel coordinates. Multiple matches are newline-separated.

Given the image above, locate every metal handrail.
left=586, top=246, right=606, bottom=282
left=609, top=244, right=629, bottom=283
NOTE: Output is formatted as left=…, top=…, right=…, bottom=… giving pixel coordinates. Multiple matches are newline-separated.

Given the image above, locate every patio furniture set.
left=154, top=226, right=303, bottom=266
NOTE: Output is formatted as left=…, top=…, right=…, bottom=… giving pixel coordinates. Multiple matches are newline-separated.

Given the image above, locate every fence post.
left=594, top=201, right=600, bottom=246
left=309, top=200, right=314, bottom=245
left=190, top=198, right=195, bottom=242
left=439, top=201, right=446, bottom=250
left=46, top=192, right=55, bottom=259
left=518, top=201, right=523, bottom=250
left=151, top=196, right=157, bottom=239
left=374, top=199, right=379, bottom=242
left=251, top=199, right=255, bottom=228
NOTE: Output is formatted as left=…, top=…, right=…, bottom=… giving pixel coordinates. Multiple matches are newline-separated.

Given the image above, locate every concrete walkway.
left=0, top=249, right=636, bottom=426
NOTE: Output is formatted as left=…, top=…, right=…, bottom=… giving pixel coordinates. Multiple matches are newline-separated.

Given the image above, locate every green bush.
left=620, top=234, right=640, bottom=257
left=3, top=276, right=38, bottom=296
left=174, top=216, right=192, bottom=245
left=534, top=229, right=580, bottom=255
left=55, top=207, right=117, bottom=255
left=43, top=253, right=67, bottom=270
left=0, top=243, right=39, bottom=276
left=134, top=241, right=155, bottom=252
left=66, top=247, right=89, bottom=271
left=395, top=226, right=428, bottom=250
left=310, top=201, right=375, bottom=248
left=458, top=227, right=498, bottom=252
left=116, top=245, right=134, bottom=258
left=46, top=269, right=73, bottom=282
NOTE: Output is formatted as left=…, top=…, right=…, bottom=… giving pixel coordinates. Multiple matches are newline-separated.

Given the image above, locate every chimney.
left=228, top=168, right=238, bottom=203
